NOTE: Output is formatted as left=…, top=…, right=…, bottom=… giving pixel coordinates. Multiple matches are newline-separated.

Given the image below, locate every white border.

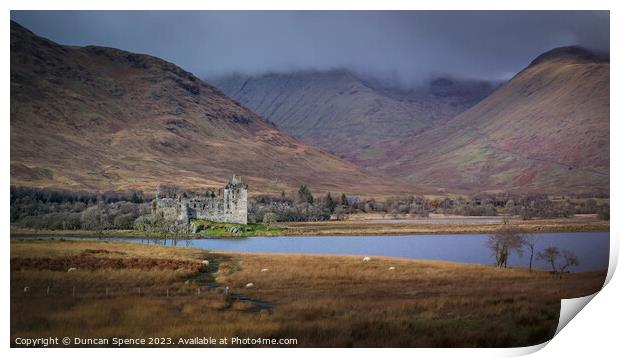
left=3, top=1, right=617, bottom=357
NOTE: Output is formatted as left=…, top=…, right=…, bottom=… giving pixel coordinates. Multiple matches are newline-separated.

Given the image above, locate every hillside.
left=10, top=21, right=413, bottom=196
left=212, top=70, right=494, bottom=165
left=381, top=46, right=610, bottom=194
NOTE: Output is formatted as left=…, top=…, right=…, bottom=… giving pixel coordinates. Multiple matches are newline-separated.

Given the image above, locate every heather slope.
left=212, top=70, right=494, bottom=166
left=382, top=46, right=609, bottom=194
left=10, top=21, right=411, bottom=196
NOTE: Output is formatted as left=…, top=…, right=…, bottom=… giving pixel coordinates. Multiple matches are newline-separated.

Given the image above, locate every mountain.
left=213, top=47, right=609, bottom=195
left=211, top=70, right=495, bottom=165
left=10, top=21, right=414, bottom=196
left=381, top=46, right=610, bottom=194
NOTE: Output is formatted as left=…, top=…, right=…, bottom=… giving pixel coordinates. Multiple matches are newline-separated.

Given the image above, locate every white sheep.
left=260, top=268, right=269, bottom=272
left=67, top=267, right=77, bottom=272
left=388, top=266, right=396, bottom=270
left=202, top=260, right=209, bottom=266
left=245, top=282, right=254, bottom=288
left=362, top=256, right=371, bottom=262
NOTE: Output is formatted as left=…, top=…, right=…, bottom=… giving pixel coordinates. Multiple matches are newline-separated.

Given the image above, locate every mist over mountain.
left=10, top=21, right=413, bottom=196
left=10, top=13, right=609, bottom=196
left=380, top=46, right=610, bottom=194
left=212, top=45, right=609, bottom=195
left=11, top=11, right=610, bottom=85
left=212, top=70, right=496, bottom=165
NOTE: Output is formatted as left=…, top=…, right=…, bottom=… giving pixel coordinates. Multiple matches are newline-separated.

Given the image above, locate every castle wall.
left=154, top=177, right=248, bottom=225
left=153, top=197, right=184, bottom=222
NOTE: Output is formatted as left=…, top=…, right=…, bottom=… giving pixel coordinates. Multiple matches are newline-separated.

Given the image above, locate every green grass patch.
left=191, top=219, right=284, bottom=237
left=10, top=227, right=167, bottom=239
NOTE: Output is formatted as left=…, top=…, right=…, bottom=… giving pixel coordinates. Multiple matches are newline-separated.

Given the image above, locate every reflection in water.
left=134, top=238, right=195, bottom=247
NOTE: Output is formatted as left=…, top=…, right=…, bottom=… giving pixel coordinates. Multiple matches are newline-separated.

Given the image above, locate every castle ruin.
left=153, top=175, right=248, bottom=225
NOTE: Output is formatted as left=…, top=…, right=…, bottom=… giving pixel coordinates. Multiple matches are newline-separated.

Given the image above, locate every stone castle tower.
left=153, top=175, right=248, bottom=225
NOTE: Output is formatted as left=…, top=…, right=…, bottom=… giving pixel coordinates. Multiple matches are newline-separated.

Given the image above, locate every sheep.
left=245, top=282, right=254, bottom=288
left=67, top=267, right=77, bottom=272
left=362, top=256, right=371, bottom=262
left=23, top=286, right=30, bottom=293
left=388, top=266, right=396, bottom=270
left=201, top=260, right=209, bottom=266
left=260, top=268, right=269, bottom=273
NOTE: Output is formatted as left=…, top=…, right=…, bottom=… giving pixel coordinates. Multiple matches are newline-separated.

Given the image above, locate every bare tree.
left=169, top=220, right=191, bottom=246
left=536, top=247, right=560, bottom=273
left=558, top=249, right=579, bottom=275
left=535, top=247, right=579, bottom=277
left=150, top=211, right=177, bottom=245
left=486, top=224, right=525, bottom=268
left=334, top=205, right=348, bottom=221
left=522, top=234, right=540, bottom=273
left=262, top=212, right=278, bottom=227
left=80, top=203, right=110, bottom=239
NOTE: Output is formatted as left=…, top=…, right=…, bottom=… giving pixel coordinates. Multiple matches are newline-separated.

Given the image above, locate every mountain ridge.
left=529, top=45, right=609, bottom=66
left=381, top=45, right=609, bottom=194
left=212, top=45, right=609, bottom=195
left=212, top=69, right=495, bottom=165
left=10, top=21, right=416, bottom=197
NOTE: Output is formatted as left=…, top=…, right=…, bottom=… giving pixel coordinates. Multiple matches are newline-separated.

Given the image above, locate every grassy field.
left=11, top=240, right=605, bottom=347
left=10, top=228, right=163, bottom=238
left=275, top=216, right=609, bottom=236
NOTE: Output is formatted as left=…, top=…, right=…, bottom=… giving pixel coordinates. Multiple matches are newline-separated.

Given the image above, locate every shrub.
left=133, top=215, right=152, bottom=231
left=263, top=212, right=278, bottom=226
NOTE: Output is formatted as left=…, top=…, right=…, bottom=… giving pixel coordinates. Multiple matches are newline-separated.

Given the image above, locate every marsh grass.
left=10, top=240, right=605, bottom=347
left=276, top=217, right=609, bottom=235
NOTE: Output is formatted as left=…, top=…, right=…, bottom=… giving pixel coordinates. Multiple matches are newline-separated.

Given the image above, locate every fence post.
left=106, top=287, right=109, bottom=297
left=138, top=287, right=141, bottom=297
left=166, top=288, right=169, bottom=297
left=46, top=286, right=50, bottom=296
left=197, top=287, right=200, bottom=296
left=72, top=287, right=75, bottom=297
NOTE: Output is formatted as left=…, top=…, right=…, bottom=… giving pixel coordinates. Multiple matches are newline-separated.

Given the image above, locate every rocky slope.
left=212, top=70, right=495, bottom=165
left=10, top=21, right=413, bottom=196
left=381, top=46, right=609, bottom=194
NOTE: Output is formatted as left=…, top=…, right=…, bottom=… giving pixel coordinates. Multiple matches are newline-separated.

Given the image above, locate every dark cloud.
left=10, top=11, right=609, bottom=84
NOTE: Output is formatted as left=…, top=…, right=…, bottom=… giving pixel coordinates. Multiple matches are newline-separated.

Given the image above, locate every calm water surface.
left=13, top=232, right=609, bottom=272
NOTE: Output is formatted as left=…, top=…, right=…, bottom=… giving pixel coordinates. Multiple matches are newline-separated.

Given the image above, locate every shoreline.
left=11, top=239, right=607, bottom=347
left=274, top=217, right=609, bottom=236
left=10, top=217, right=610, bottom=239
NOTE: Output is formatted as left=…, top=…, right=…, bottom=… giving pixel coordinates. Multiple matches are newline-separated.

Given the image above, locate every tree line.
left=249, top=187, right=609, bottom=224
left=486, top=223, right=579, bottom=275
left=10, top=185, right=610, bottom=231
left=11, top=186, right=149, bottom=232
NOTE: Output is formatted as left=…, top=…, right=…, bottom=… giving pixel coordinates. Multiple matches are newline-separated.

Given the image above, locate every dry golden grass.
left=11, top=239, right=203, bottom=260
left=276, top=217, right=609, bottom=235
left=11, top=240, right=605, bottom=347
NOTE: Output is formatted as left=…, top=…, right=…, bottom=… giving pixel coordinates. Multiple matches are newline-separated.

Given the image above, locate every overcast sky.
left=10, top=11, right=609, bottom=85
